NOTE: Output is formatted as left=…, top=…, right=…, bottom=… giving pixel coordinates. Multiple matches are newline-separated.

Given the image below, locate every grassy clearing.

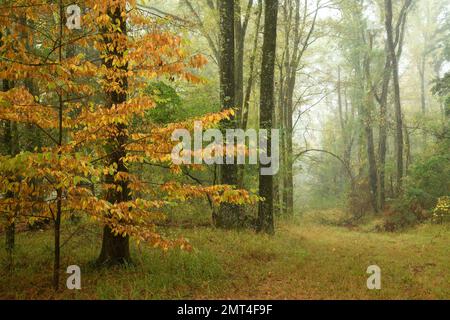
left=0, top=211, right=449, bottom=299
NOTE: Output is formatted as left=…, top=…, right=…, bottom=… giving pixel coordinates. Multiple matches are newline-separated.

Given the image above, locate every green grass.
left=0, top=212, right=449, bottom=299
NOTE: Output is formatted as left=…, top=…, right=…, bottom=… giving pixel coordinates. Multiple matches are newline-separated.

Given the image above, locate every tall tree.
left=363, top=33, right=379, bottom=213
left=277, top=0, right=320, bottom=217
left=341, top=1, right=379, bottom=213
left=235, top=0, right=254, bottom=114
left=258, top=0, right=278, bottom=234
left=375, top=43, right=391, bottom=210
left=214, top=0, right=240, bottom=228
left=241, top=0, right=263, bottom=129
left=375, top=0, right=410, bottom=209
left=2, top=78, right=16, bottom=270
left=1, top=0, right=257, bottom=289
left=97, top=1, right=131, bottom=266
left=235, top=0, right=255, bottom=190
left=384, top=0, right=412, bottom=193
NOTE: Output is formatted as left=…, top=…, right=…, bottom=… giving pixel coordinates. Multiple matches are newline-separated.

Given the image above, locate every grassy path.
left=1, top=216, right=449, bottom=299
left=217, top=222, right=450, bottom=299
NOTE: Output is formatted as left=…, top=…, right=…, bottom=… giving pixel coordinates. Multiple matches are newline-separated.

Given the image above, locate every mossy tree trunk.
left=257, top=0, right=278, bottom=235
left=97, top=2, right=132, bottom=266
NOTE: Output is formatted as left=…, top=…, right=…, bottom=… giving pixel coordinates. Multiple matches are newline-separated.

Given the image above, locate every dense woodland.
left=0, top=0, right=449, bottom=299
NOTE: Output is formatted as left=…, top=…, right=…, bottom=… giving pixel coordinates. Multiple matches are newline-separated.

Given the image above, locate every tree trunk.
left=404, top=122, right=412, bottom=172
left=377, top=48, right=391, bottom=210
left=365, top=124, right=378, bottom=212
left=378, top=0, right=410, bottom=207
left=337, top=67, right=353, bottom=179
left=234, top=0, right=244, bottom=113
left=235, top=0, right=253, bottom=189
left=257, top=0, right=278, bottom=235
left=22, top=13, right=42, bottom=152
left=241, top=0, right=262, bottom=130
left=419, top=55, right=426, bottom=115
left=363, top=41, right=379, bottom=213
left=214, top=0, right=240, bottom=228
left=2, top=78, right=16, bottom=271
left=419, top=54, right=428, bottom=147
left=385, top=0, right=404, bottom=194
left=97, top=2, right=132, bottom=266
left=282, top=75, right=294, bottom=216
left=277, top=0, right=317, bottom=217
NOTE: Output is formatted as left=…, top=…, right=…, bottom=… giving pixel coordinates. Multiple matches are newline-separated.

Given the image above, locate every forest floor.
left=0, top=210, right=449, bottom=299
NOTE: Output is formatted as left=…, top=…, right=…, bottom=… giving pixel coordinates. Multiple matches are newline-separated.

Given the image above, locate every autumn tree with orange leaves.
left=0, top=0, right=257, bottom=290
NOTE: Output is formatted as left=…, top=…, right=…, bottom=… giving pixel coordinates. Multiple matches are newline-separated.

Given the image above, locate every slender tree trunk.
left=344, top=89, right=354, bottom=168
left=378, top=0, right=410, bottom=207
left=385, top=0, right=404, bottom=194
left=278, top=0, right=317, bottom=217
left=337, top=67, right=353, bottom=173
left=277, top=46, right=286, bottom=216
left=282, top=74, right=295, bottom=217
left=377, top=49, right=391, bottom=210
left=241, top=0, right=262, bottom=130
left=235, top=0, right=253, bottom=189
left=235, top=0, right=244, bottom=189
left=53, top=0, right=64, bottom=289
left=97, top=2, right=132, bottom=265
left=281, top=59, right=297, bottom=218
left=214, top=0, right=240, bottom=228
left=337, top=67, right=345, bottom=133
left=363, top=41, right=379, bottom=213
left=234, top=0, right=244, bottom=113
left=21, top=14, right=42, bottom=152
left=365, top=124, right=378, bottom=212
left=271, top=2, right=280, bottom=216
left=419, top=55, right=426, bottom=115
left=257, top=0, right=278, bottom=234
left=273, top=110, right=280, bottom=216
left=419, top=54, right=428, bottom=147
left=2, top=78, right=16, bottom=271
left=404, top=122, right=412, bottom=172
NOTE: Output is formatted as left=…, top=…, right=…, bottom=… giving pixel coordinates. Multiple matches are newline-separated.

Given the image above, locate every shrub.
left=384, top=151, right=450, bottom=230
left=403, top=153, right=450, bottom=209
left=348, top=179, right=373, bottom=219
left=432, top=196, right=450, bottom=224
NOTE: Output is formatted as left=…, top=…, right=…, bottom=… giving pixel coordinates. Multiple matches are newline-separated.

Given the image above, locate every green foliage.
left=144, top=81, right=182, bottom=124
left=404, top=153, right=450, bottom=209
left=432, top=73, right=450, bottom=97
left=180, top=79, right=220, bottom=117
left=432, top=72, right=450, bottom=116
left=386, top=146, right=450, bottom=230
left=382, top=206, right=422, bottom=232
left=142, top=80, right=220, bottom=125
